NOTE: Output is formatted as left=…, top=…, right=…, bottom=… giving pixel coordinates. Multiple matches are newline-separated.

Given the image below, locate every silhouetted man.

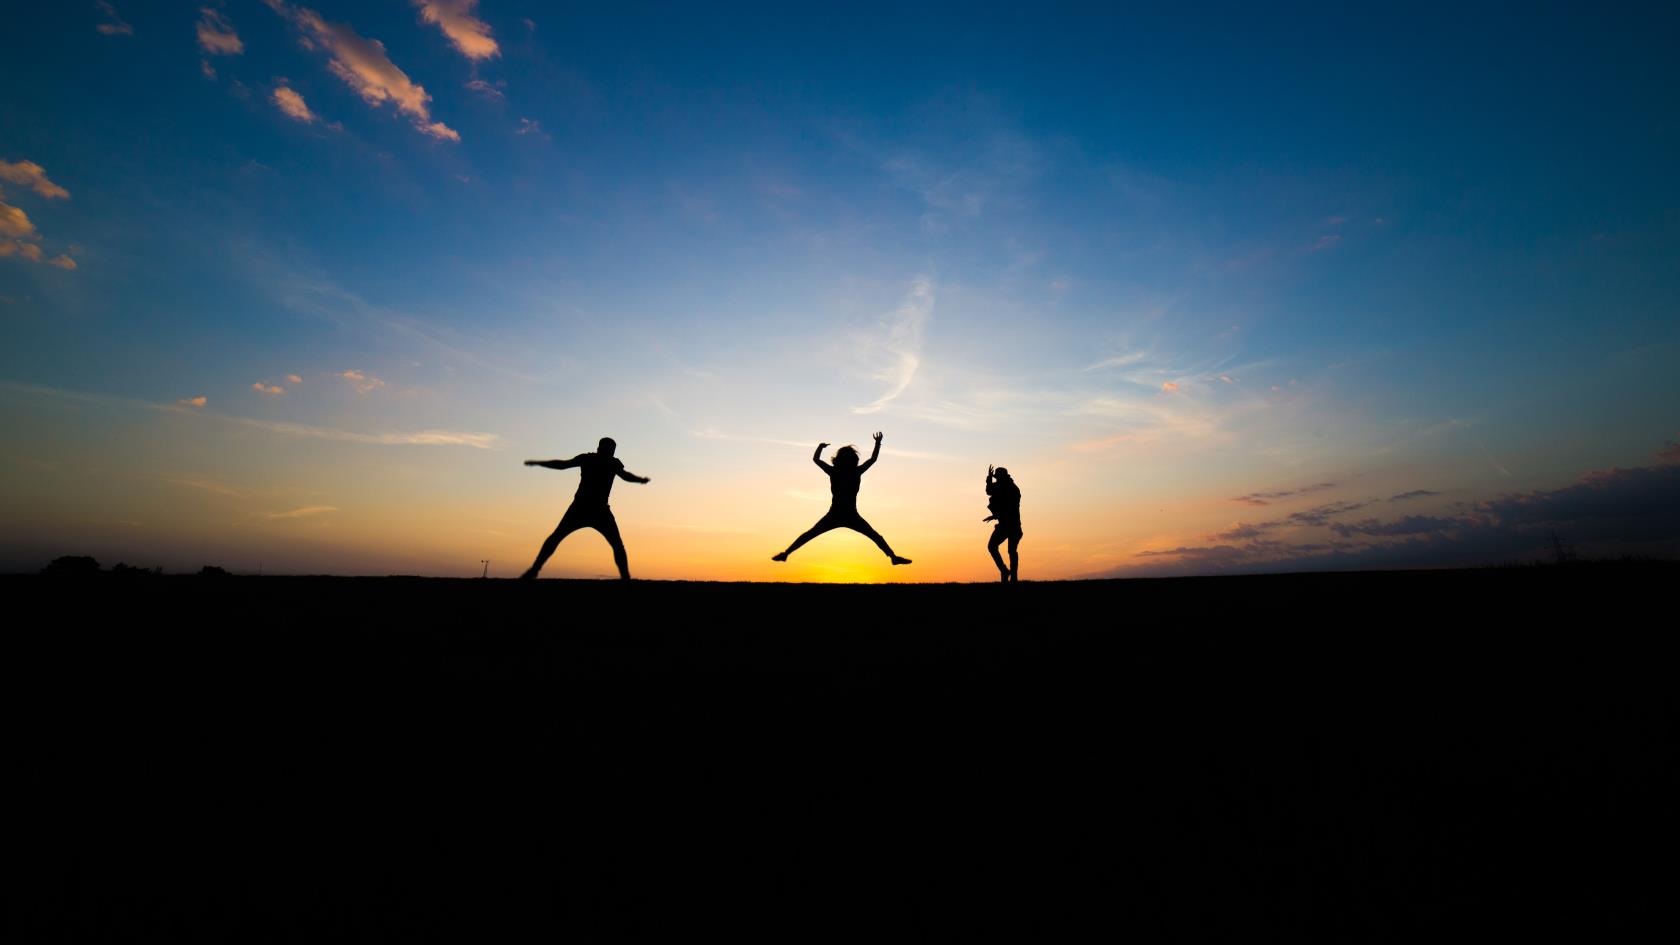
left=984, top=465, right=1022, bottom=582
left=521, top=437, right=650, bottom=580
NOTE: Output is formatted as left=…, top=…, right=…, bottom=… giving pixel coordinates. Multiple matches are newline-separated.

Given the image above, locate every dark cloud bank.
left=1108, top=455, right=1680, bottom=578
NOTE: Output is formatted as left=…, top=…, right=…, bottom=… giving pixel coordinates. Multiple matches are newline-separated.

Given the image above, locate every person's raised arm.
left=616, top=467, right=651, bottom=484
left=813, top=442, right=832, bottom=472
left=858, top=431, right=883, bottom=473
left=986, top=464, right=997, bottom=494
left=524, top=454, right=585, bottom=470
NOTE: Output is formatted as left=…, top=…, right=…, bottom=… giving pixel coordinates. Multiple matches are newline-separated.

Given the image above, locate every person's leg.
left=988, top=529, right=1010, bottom=581
left=773, top=516, right=839, bottom=560
left=522, top=511, right=585, bottom=579
left=592, top=510, right=631, bottom=580
left=1007, top=532, right=1021, bottom=582
left=850, top=514, right=911, bottom=565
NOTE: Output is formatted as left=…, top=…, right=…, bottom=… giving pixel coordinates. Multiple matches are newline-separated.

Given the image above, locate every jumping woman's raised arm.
left=858, top=431, right=883, bottom=473
left=813, top=442, right=832, bottom=472
left=524, top=455, right=584, bottom=470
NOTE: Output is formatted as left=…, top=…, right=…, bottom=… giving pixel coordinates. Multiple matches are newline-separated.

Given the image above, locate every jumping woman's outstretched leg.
left=851, top=515, right=911, bottom=565
left=773, top=516, right=839, bottom=561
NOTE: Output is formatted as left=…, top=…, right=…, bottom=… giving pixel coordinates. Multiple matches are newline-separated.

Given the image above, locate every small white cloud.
left=285, top=373, right=303, bottom=384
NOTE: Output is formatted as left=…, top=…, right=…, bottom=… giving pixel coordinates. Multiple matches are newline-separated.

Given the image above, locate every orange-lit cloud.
left=0, top=160, right=70, bottom=200
left=272, top=84, right=317, bottom=123
left=286, top=374, right=303, bottom=384
left=0, top=202, right=35, bottom=239
left=1160, top=381, right=1181, bottom=393
left=252, top=382, right=286, bottom=395
left=337, top=369, right=385, bottom=393
left=0, top=238, right=75, bottom=269
left=96, top=2, right=132, bottom=35
left=178, top=396, right=209, bottom=407
left=265, top=1, right=460, bottom=141
left=196, top=7, right=243, bottom=55
left=415, top=0, right=499, bottom=61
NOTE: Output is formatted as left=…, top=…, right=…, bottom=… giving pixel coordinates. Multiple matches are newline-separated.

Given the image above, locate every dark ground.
left=7, top=564, right=1676, bottom=940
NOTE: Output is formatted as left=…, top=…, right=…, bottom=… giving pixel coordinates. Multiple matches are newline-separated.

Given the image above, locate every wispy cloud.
left=0, top=160, right=70, bottom=200
left=252, top=382, right=286, bottom=395
left=95, top=2, right=132, bottom=36
left=853, top=276, right=934, bottom=414
left=1232, top=481, right=1336, bottom=507
left=178, top=395, right=208, bottom=408
left=414, top=0, right=498, bottom=61
left=271, top=84, right=317, bottom=123
left=215, top=415, right=498, bottom=449
left=466, top=78, right=504, bottom=98
left=263, top=505, right=338, bottom=519
left=337, top=369, right=385, bottom=393
left=196, top=7, right=243, bottom=55
left=1390, top=489, right=1441, bottom=501
left=264, top=1, right=460, bottom=141
left=286, top=374, right=303, bottom=384
left=4, top=380, right=501, bottom=450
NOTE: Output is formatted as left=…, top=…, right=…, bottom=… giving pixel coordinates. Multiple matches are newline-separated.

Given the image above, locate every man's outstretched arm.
left=858, top=431, right=883, bottom=473
left=813, top=442, right=832, bottom=472
left=616, top=467, right=651, bottom=484
left=524, top=454, right=585, bottom=470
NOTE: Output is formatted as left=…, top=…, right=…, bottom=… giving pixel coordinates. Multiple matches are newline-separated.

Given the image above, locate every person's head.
left=597, top=437, right=617, bottom=457
left=833, top=445, right=859, bottom=468
left=994, top=466, right=1012, bottom=482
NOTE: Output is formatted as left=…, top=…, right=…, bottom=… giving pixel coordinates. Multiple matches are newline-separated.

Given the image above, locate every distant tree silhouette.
left=773, top=432, right=911, bottom=565
left=41, top=555, right=100, bottom=577
left=984, top=465, right=1022, bottom=582
left=521, top=436, right=650, bottom=580
left=197, top=565, right=230, bottom=578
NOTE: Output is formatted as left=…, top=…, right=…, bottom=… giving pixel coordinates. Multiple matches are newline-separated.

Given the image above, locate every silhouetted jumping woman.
left=984, top=465, right=1022, bottom=582
left=773, top=432, right=911, bottom=565
left=520, top=437, right=650, bottom=580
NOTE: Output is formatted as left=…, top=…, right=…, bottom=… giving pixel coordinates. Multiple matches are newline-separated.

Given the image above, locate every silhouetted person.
left=521, top=437, right=650, bottom=580
left=984, top=465, right=1022, bottom=582
left=773, top=432, right=911, bottom=565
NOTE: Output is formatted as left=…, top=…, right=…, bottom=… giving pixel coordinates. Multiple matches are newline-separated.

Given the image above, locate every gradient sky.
left=3, top=2, right=1678, bottom=579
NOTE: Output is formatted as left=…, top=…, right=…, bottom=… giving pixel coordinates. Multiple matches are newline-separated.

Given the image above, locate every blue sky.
left=2, top=2, right=1677, bottom=578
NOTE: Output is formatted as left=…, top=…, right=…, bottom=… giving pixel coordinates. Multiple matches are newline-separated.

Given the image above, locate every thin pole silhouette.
left=984, top=464, right=1022, bottom=582
left=772, top=432, right=911, bottom=566
left=520, top=436, right=650, bottom=580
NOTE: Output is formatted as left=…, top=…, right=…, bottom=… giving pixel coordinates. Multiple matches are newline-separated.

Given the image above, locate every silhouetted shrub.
left=41, top=555, right=101, bottom=577
left=198, top=565, right=231, bottom=578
